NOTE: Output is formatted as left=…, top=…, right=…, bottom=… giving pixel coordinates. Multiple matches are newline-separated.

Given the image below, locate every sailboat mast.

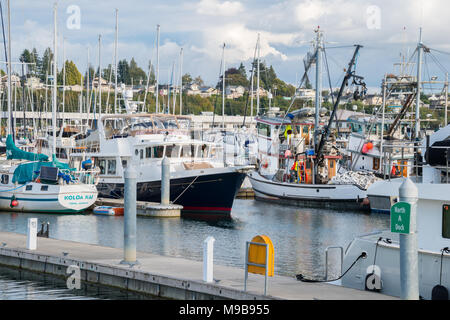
left=256, top=34, right=260, bottom=116
left=415, top=28, right=423, bottom=139
left=62, top=36, right=66, bottom=132
left=179, top=48, right=183, bottom=115
left=6, top=0, right=11, bottom=136
left=155, top=24, right=160, bottom=113
left=52, top=2, right=57, bottom=155
left=114, top=9, right=118, bottom=114
left=222, top=43, right=226, bottom=129
left=98, top=34, right=102, bottom=122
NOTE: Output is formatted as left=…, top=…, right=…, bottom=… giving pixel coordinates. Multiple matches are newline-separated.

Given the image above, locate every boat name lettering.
left=64, top=194, right=94, bottom=200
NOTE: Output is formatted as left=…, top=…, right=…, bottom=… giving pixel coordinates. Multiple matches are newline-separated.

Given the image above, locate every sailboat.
left=0, top=3, right=98, bottom=213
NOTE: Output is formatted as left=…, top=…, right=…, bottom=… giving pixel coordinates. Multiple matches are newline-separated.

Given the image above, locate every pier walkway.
left=0, top=231, right=397, bottom=300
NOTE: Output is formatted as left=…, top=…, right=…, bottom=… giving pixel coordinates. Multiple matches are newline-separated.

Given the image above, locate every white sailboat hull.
left=0, top=182, right=97, bottom=213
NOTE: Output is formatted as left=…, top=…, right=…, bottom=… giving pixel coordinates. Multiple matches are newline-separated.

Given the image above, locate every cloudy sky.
left=7, top=0, right=450, bottom=91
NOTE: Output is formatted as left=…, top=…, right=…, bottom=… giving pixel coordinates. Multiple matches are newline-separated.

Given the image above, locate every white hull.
left=248, top=171, right=369, bottom=210
left=0, top=182, right=97, bottom=213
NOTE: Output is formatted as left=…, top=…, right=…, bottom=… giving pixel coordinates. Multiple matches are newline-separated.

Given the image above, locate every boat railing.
left=68, top=169, right=100, bottom=185
left=380, top=143, right=450, bottom=183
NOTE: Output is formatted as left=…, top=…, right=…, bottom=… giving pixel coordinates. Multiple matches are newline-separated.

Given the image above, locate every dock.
left=0, top=231, right=398, bottom=300
left=94, top=198, right=182, bottom=218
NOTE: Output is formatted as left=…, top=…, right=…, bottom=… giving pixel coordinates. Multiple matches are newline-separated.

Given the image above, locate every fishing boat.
left=70, top=113, right=250, bottom=219
left=248, top=31, right=374, bottom=210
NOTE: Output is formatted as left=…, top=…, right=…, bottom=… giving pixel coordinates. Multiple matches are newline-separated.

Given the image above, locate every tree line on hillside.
left=17, top=47, right=296, bottom=96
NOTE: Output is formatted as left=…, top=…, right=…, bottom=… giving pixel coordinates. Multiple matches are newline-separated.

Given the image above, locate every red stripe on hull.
left=182, top=206, right=232, bottom=212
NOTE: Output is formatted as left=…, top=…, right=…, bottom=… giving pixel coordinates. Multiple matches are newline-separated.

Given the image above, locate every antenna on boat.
left=314, top=26, right=323, bottom=154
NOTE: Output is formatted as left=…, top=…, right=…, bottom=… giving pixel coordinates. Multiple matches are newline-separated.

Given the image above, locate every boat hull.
left=0, top=183, right=98, bottom=213
left=248, top=171, right=369, bottom=211
left=96, top=170, right=247, bottom=219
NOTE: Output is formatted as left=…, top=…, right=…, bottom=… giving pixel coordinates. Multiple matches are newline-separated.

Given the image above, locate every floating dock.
left=0, top=231, right=398, bottom=300
left=94, top=198, right=181, bottom=218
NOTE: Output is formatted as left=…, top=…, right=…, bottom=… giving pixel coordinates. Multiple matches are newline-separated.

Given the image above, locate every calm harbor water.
left=0, top=199, right=390, bottom=299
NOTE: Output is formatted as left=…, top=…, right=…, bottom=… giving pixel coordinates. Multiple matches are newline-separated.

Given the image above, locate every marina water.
left=0, top=199, right=389, bottom=299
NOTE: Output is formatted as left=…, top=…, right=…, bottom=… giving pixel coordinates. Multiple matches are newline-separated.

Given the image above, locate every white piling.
left=122, top=165, right=137, bottom=265
left=27, top=218, right=37, bottom=250
left=161, top=157, right=170, bottom=205
left=399, top=178, right=419, bottom=300
left=203, top=236, right=215, bottom=283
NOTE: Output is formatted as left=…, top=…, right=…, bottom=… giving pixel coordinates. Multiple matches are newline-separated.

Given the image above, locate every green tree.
left=40, top=47, right=53, bottom=82
left=193, top=75, right=204, bottom=86
left=58, top=60, right=83, bottom=85
left=217, top=66, right=250, bottom=88
left=128, top=58, right=147, bottom=85
left=182, top=73, right=193, bottom=85
left=118, top=59, right=130, bottom=84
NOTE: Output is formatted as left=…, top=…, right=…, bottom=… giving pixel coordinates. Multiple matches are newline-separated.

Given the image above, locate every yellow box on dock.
left=247, top=235, right=274, bottom=277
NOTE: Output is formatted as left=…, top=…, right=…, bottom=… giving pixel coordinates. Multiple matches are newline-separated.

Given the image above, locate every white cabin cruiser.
left=70, top=113, right=250, bottom=219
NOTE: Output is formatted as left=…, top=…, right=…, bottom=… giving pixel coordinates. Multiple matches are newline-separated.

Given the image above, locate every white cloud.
left=196, top=0, right=244, bottom=16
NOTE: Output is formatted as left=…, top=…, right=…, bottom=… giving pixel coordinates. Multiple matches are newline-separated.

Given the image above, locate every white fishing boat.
left=248, top=33, right=374, bottom=210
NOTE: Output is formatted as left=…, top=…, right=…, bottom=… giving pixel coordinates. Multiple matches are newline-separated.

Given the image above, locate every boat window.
left=145, top=147, right=152, bottom=158
left=181, top=145, right=194, bottom=158
left=122, top=159, right=127, bottom=168
left=57, top=148, right=68, bottom=159
left=26, top=185, right=32, bottom=191
left=257, top=123, right=270, bottom=137
left=165, top=145, right=180, bottom=158
left=140, top=149, right=144, bottom=159
left=107, top=160, right=117, bottom=175
left=197, top=144, right=209, bottom=158
left=41, top=185, right=48, bottom=191
left=153, top=146, right=164, bottom=158
left=443, top=205, right=450, bottom=239
left=135, top=149, right=139, bottom=156
left=98, top=159, right=106, bottom=175
left=1, top=174, right=8, bottom=184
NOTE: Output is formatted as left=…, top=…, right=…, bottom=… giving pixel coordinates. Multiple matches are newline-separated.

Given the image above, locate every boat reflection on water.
left=0, top=200, right=389, bottom=279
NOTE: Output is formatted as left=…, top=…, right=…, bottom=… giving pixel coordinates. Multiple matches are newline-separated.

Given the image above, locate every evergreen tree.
left=128, top=57, right=147, bottom=85
left=118, top=59, right=130, bottom=84
left=58, top=60, right=83, bottom=85
left=40, top=47, right=53, bottom=82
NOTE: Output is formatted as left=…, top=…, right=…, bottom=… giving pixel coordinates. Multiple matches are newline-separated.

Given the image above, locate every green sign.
left=390, top=202, right=411, bottom=234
